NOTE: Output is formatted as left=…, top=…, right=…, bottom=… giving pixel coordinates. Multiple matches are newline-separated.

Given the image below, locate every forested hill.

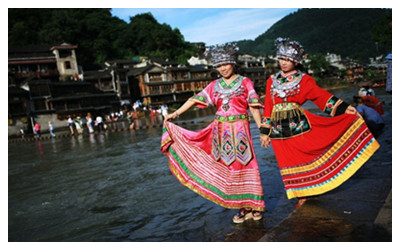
left=236, top=8, right=392, bottom=62
left=8, top=9, right=199, bottom=70
left=8, top=9, right=391, bottom=69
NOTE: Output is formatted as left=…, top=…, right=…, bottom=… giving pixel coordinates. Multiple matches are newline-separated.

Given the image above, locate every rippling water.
left=8, top=110, right=289, bottom=241
left=9, top=87, right=388, bottom=241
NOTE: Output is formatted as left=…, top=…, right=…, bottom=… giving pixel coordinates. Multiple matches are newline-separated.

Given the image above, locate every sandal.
left=232, top=208, right=253, bottom=223
left=295, top=197, right=307, bottom=209
left=252, top=210, right=263, bottom=221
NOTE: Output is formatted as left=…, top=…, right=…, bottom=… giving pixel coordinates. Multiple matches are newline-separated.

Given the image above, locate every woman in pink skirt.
left=161, top=43, right=265, bottom=223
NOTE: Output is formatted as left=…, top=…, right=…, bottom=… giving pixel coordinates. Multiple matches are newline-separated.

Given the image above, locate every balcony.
left=13, top=69, right=59, bottom=78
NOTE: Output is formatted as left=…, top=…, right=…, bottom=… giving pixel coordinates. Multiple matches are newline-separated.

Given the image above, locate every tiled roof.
left=127, top=65, right=154, bottom=76
left=8, top=45, right=54, bottom=60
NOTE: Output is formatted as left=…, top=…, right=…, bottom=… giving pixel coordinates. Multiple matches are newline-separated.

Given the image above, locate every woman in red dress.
left=260, top=38, right=380, bottom=206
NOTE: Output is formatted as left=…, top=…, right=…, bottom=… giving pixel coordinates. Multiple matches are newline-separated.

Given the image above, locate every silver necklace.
left=214, top=76, right=244, bottom=112
left=271, top=71, right=303, bottom=99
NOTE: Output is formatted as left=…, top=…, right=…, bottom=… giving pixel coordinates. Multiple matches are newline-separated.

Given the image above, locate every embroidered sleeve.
left=324, top=96, right=350, bottom=116
left=244, top=78, right=263, bottom=108
left=302, top=75, right=349, bottom=115
left=259, top=117, right=271, bottom=135
left=248, top=94, right=262, bottom=107
left=189, top=81, right=215, bottom=108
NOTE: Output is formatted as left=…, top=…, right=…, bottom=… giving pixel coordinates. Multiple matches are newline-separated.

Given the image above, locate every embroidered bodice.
left=191, top=75, right=262, bottom=116
left=213, top=76, right=245, bottom=112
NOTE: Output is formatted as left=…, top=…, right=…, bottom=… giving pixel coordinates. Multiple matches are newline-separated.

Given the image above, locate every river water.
left=8, top=87, right=390, bottom=242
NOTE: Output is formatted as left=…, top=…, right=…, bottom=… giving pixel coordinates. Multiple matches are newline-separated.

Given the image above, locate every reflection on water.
left=9, top=87, right=389, bottom=242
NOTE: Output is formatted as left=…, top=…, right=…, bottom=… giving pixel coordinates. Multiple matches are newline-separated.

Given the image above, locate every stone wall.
left=8, top=113, right=70, bottom=137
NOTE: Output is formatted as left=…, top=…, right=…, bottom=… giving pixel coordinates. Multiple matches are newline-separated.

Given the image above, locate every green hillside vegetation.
left=8, top=8, right=391, bottom=70
left=236, top=8, right=392, bottom=62
left=8, top=9, right=199, bottom=70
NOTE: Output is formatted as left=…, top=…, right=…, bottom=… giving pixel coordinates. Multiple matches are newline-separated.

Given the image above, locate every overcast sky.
left=111, top=8, right=298, bottom=45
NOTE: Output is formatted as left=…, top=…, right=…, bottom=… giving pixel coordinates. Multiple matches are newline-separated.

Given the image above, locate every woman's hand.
left=164, top=111, right=179, bottom=123
left=345, top=105, right=362, bottom=118
left=260, top=134, right=271, bottom=148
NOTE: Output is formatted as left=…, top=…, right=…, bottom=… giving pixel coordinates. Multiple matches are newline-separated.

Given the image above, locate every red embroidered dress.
left=161, top=76, right=265, bottom=211
left=262, top=71, right=380, bottom=199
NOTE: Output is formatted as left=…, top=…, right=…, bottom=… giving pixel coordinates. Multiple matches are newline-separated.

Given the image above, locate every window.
left=65, top=61, right=71, bottom=69
left=59, top=50, right=72, bottom=58
left=34, top=100, right=47, bottom=111
left=30, top=85, right=50, bottom=97
left=148, top=73, right=163, bottom=82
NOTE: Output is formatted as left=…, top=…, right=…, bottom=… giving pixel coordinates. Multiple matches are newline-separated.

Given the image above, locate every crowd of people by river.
left=20, top=103, right=170, bottom=141
left=20, top=84, right=386, bottom=145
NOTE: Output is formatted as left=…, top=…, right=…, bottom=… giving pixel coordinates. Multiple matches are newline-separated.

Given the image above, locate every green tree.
left=371, top=11, right=392, bottom=54
left=305, top=53, right=330, bottom=76
left=125, top=13, right=197, bottom=63
left=8, top=9, right=198, bottom=69
left=236, top=8, right=392, bottom=63
left=8, top=8, right=53, bottom=44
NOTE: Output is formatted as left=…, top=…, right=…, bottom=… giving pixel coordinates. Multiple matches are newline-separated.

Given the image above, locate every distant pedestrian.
left=74, top=116, right=83, bottom=134
left=366, top=86, right=375, bottom=96
left=127, top=111, right=135, bottom=130
left=385, top=53, right=392, bottom=93
left=359, top=91, right=384, bottom=115
left=34, top=123, right=41, bottom=138
left=48, top=121, right=55, bottom=137
left=358, top=87, right=368, bottom=97
left=354, top=96, right=385, bottom=137
left=161, top=104, right=168, bottom=117
left=96, top=115, right=104, bottom=132
left=133, top=102, right=139, bottom=112
left=86, top=113, right=94, bottom=134
left=67, top=116, right=75, bottom=135
left=19, top=128, right=25, bottom=139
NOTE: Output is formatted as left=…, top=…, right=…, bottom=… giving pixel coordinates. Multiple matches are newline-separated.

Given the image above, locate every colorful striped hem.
left=162, top=122, right=265, bottom=211
left=280, top=118, right=365, bottom=176
left=168, top=147, right=265, bottom=211
left=285, top=136, right=380, bottom=199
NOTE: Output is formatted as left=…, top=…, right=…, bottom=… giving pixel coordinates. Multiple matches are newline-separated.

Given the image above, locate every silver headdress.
left=275, top=37, right=305, bottom=63
left=205, top=43, right=238, bottom=67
